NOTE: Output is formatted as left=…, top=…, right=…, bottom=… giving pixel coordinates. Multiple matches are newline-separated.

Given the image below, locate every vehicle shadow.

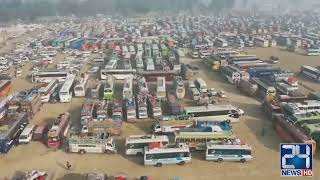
left=114, top=137, right=143, bottom=166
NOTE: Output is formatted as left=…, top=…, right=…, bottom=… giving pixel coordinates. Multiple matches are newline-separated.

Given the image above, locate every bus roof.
left=60, top=75, right=75, bottom=92
left=38, top=79, right=58, bottom=93
left=125, top=134, right=169, bottom=144
left=144, top=144, right=189, bottom=154
left=206, top=143, right=251, bottom=150
left=175, top=131, right=235, bottom=139
left=184, top=104, right=238, bottom=113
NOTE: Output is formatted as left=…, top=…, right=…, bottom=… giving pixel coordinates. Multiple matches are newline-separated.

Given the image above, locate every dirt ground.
left=0, top=47, right=319, bottom=180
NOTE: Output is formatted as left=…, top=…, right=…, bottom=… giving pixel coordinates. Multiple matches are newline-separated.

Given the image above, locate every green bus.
left=103, top=76, right=114, bottom=100
left=302, top=123, right=320, bottom=142
left=160, top=44, right=169, bottom=58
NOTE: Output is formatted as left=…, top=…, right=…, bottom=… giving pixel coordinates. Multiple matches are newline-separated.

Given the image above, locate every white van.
left=19, top=124, right=35, bottom=144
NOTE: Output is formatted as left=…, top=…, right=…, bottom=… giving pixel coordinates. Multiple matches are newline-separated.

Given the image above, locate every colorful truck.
left=125, top=98, right=137, bottom=122
left=47, top=112, right=70, bottom=148
left=137, top=94, right=148, bottom=119
left=167, top=91, right=183, bottom=115
left=80, top=100, right=95, bottom=125
left=237, top=79, right=258, bottom=97
left=68, top=133, right=117, bottom=154
left=147, top=94, right=162, bottom=119
left=87, top=120, right=122, bottom=136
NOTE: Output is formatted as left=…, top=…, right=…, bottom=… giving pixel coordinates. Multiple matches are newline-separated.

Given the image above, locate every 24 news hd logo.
left=280, top=143, right=313, bottom=177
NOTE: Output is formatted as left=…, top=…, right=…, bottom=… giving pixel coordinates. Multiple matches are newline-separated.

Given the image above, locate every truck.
left=68, top=132, right=117, bottom=154
left=112, top=101, right=123, bottom=121
left=0, top=113, right=28, bottom=153
left=95, top=100, right=108, bottom=121
left=252, top=78, right=276, bottom=98
left=167, top=91, right=183, bottom=115
left=91, top=80, right=102, bottom=99
left=273, top=114, right=316, bottom=153
left=86, top=120, right=122, bottom=136
left=47, top=112, right=70, bottom=148
left=147, top=94, right=162, bottom=119
left=137, top=94, right=148, bottom=119
left=125, top=98, right=137, bottom=122
left=182, top=64, right=200, bottom=80
left=237, top=79, right=258, bottom=96
left=80, top=100, right=95, bottom=125
left=7, top=90, right=42, bottom=117
left=174, top=76, right=185, bottom=99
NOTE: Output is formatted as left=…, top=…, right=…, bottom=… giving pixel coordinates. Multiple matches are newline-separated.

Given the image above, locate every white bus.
left=144, top=144, right=191, bottom=167
left=216, top=38, right=228, bottom=47
left=125, top=135, right=169, bottom=155
left=31, top=71, right=70, bottom=83
left=74, top=74, right=90, bottom=97
left=59, top=75, right=75, bottom=103
left=194, top=78, right=208, bottom=93
left=138, top=77, right=149, bottom=94
left=156, top=77, right=166, bottom=100
left=38, top=79, right=58, bottom=103
left=123, top=76, right=133, bottom=100
left=146, top=58, right=155, bottom=71
left=206, top=139, right=252, bottom=163
left=18, top=124, right=35, bottom=144
left=300, top=65, right=320, bottom=82
left=184, top=105, right=244, bottom=123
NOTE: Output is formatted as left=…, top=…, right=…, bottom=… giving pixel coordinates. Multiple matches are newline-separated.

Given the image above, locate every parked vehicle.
left=59, top=75, right=75, bottom=103
left=18, top=124, right=35, bottom=144
left=0, top=113, right=28, bottom=153
left=156, top=77, right=166, bottom=100
left=91, top=80, right=102, bottom=99
left=32, top=124, right=49, bottom=142
left=38, top=79, right=58, bottom=103
left=205, top=139, right=253, bottom=163
left=74, top=74, right=90, bottom=97
left=137, top=94, right=148, bottom=119
left=147, top=95, right=162, bottom=119
left=68, top=133, right=117, bottom=154
left=174, top=76, right=185, bottom=99
left=125, top=134, right=169, bottom=155
left=47, top=112, right=70, bottom=148
left=125, top=98, right=137, bottom=122
left=237, top=79, right=258, bottom=96
left=144, top=143, right=191, bottom=167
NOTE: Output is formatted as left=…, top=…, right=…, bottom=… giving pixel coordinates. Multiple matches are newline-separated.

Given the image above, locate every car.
left=218, top=90, right=227, bottom=98
left=208, top=88, right=217, bottom=96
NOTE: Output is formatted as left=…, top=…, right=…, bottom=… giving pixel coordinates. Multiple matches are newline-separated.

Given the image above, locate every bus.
left=103, top=75, right=115, bottom=100
left=205, top=139, right=253, bottom=163
left=252, top=78, right=277, bottom=97
left=138, top=77, right=149, bottom=95
left=102, top=69, right=136, bottom=81
left=216, top=38, right=228, bottom=47
left=160, top=44, right=168, bottom=58
left=124, top=59, right=132, bottom=70
left=254, top=37, right=269, bottom=47
left=305, top=49, right=320, bottom=56
left=184, top=105, right=244, bottom=123
left=194, top=78, right=208, bottom=93
left=129, top=45, right=136, bottom=55
left=31, top=71, right=71, bottom=83
left=0, top=80, right=11, bottom=97
left=146, top=58, right=155, bottom=71
left=135, top=57, right=144, bottom=69
left=175, top=130, right=236, bottom=151
left=59, top=75, right=75, bottom=103
left=156, top=77, right=166, bottom=100
left=219, top=66, right=241, bottom=84
left=144, top=144, right=191, bottom=167
left=300, top=65, right=320, bottom=82
left=38, top=79, right=58, bottom=103
left=123, top=76, right=133, bottom=100
left=125, top=134, right=169, bottom=155
left=74, top=74, right=90, bottom=97
left=174, top=76, right=185, bottom=99
left=105, top=59, right=118, bottom=71
left=137, top=44, right=143, bottom=53
left=152, top=44, right=159, bottom=58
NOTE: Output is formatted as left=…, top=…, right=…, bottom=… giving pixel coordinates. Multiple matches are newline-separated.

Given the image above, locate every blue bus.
left=0, top=113, right=28, bottom=153
left=248, top=67, right=281, bottom=79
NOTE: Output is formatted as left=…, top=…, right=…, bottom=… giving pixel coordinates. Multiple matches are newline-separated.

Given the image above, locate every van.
left=190, top=88, right=200, bottom=101
left=19, top=124, right=35, bottom=144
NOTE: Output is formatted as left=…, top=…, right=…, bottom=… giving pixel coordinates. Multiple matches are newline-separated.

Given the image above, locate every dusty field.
left=0, top=48, right=319, bottom=180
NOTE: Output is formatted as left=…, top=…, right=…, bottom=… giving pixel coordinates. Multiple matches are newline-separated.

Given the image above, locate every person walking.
left=66, top=161, right=72, bottom=170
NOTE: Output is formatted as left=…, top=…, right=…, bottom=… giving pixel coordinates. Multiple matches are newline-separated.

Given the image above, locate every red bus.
left=47, top=112, right=70, bottom=148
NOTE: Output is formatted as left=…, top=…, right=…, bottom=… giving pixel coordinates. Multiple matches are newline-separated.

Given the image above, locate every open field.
left=0, top=47, right=319, bottom=180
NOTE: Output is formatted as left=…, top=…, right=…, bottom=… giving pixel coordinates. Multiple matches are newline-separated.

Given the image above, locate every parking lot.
left=0, top=46, right=318, bottom=180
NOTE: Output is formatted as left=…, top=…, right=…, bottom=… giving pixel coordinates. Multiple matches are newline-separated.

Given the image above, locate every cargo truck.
left=68, top=133, right=117, bottom=154
left=125, top=99, right=137, bottom=122
left=237, top=79, right=258, bottom=96
left=147, top=94, right=162, bottom=119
